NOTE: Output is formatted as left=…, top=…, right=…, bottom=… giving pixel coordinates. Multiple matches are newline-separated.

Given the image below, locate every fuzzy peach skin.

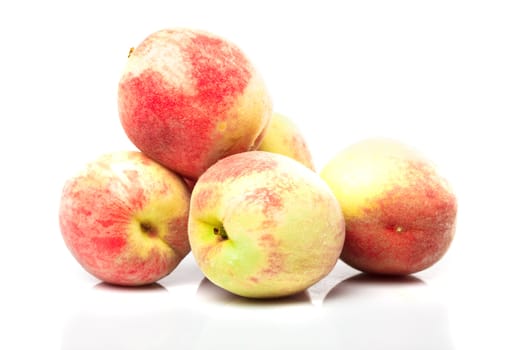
left=320, top=138, right=457, bottom=275
left=59, top=151, right=191, bottom=286
left=118, top=28, right=272, bottom=180
left=257, top=112, right=315, bottom=170
left=188, top=151, right=345, bottom=298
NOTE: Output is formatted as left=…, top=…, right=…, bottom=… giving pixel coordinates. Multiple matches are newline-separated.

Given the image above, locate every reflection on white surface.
left=193, top=278, right=341, bottom=350
left=61, top=285, right=204, bottom=350
left=61, top=260, right=453, bottom=350
left=323, top=273, right=454, bottom=350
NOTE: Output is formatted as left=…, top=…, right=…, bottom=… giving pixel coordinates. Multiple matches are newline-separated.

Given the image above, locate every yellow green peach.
left=188, top=151, right=345, bottom=298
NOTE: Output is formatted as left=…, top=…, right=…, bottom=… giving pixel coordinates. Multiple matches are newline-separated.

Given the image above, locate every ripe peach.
left=257, top=112, right=315, bottom=170
left=320, top=138, right=457, bottom=275
left=118, top=28, right=272, bottom=180
left=59, top=151, right=191, bottom=286
left=188, top=151, right=345, bottom=298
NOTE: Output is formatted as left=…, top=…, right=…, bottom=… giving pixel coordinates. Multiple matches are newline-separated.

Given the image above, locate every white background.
left=1, top=1, right=524, bottom=349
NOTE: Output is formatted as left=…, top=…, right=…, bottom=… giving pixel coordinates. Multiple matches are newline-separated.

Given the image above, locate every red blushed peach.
left=320, top=138, right=457, bottom=275
left=118, top=28, right=272, bottom=180
left=59, top=151, right=191, bottom=286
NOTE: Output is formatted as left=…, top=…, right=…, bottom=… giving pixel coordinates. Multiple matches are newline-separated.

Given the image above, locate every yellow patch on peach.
left=258, top=112, right=315, bottom=170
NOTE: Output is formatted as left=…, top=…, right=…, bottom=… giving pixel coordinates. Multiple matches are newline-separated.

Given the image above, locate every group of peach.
left=59, top=28, right=457, bottom=298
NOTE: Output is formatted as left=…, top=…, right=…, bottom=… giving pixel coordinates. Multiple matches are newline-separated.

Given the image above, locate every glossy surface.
left=1, top=1, right=524, bottom=349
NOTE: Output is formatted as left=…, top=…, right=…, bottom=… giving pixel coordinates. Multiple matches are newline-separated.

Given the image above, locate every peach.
left=59, top=151, right=191, bottom=286
left=257, top=112, right=315, bottom=170
left=118, top=28, right=272, bottom=180
left=320, top=138, right=457, bottom=275
left=188, top=151, right=345, bottom=298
